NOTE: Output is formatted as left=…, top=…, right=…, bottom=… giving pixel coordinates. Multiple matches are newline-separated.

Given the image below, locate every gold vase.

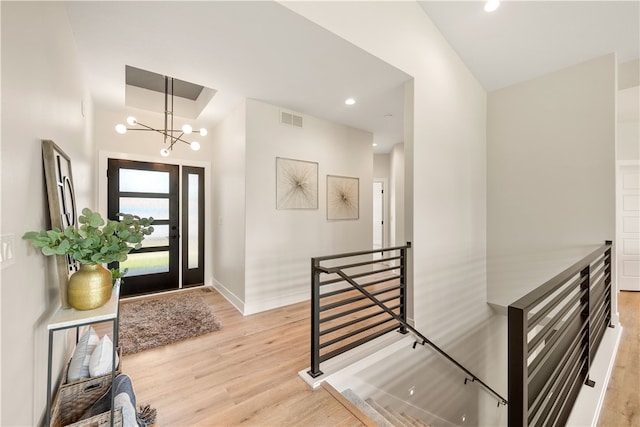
left=68, top=264, right=113, bottom=310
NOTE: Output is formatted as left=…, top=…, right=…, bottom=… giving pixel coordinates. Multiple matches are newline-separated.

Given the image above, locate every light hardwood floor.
left=116, top=288, right=366, bottom=427
left=597, top=291, right=640, bottom=427
left=113, top=288, right=639, bottom=427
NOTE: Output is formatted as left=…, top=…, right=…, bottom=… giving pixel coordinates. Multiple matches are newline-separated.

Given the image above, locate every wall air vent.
left=280, top=111, right=304, bottom=128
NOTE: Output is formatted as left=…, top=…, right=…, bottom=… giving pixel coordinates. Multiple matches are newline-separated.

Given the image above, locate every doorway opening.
left=107, top=158, right=205, bottom=297
left=373, top=181, right=384, bottom=260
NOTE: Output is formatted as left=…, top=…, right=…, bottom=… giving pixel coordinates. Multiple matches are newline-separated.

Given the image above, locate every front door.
left=107, top=159, right=180, bottom=296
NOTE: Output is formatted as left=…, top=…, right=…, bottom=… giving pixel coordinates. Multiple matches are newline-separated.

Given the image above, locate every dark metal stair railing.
left=307, top=242, right=508, bottom=407
left=508, top=241, right=613, bottom=427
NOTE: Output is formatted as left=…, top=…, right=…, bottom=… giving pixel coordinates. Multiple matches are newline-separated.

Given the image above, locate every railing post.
left=398, top=242, right=410, bottom=334
left=605, top=241, right=613, bottom=327
left=581, top=265, right=595, bottom=387
left=508, top=305, right=527, bottom=427
left=307, top=257, right=323, bottom=378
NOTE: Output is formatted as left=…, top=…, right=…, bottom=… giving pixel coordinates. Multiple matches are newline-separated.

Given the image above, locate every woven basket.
left=65, top=407, right=123, bottom=427
left=50, top=348, right=122, bottom=427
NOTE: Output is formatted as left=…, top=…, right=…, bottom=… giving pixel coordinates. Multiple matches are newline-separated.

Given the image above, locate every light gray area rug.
left=119, top=289, right=222, bottom=355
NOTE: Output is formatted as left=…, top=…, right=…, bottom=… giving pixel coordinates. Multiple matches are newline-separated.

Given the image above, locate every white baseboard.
left=212, top=279, right=245, bottom=314
left=243, top=290, right=309, bottom=315
left=566, top=323, right=623, bottom=427
left=212, top=279, right=309, bottom=315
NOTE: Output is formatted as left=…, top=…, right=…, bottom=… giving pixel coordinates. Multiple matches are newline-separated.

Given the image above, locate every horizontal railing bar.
left=320, top=301, right=401, bottom=324
left=328, top=268, right=507, bottom=405
left=529, top=327, right=585, bottom=416
left=528, top=275, right=586, bottom=329
left=319, top=324, right=400, bottom=362
left=319, top=265, right=400, bottom=286
left=313, top=243, right=412, bottom=262
left=539, top=354, right=586, bottom=427
left=528, top=310, right=587, bottom=379
left=590, top=263, right=606, bottom=286
left=590, top=287, right=607, bottom=317
left=320, top=317, right=397, bottom=349
left=318, top=256, right=403, bottom=274
left=320, top=277, right=401, bottom=299
left=529, top=346, right=584, bottom=426
left=590, top=270, right=606, bottom=290
left=590, top=304, right=608, bottom=344
left=591, top=324, right=608, bottom=359
left=511, top=242, right=612, bottom=311
left=590, top=319, right=606, bottom=355
left=320, top=307, right=398, bottom=336
left=320, top=298, right=399, bottom=324
left=319, top=286, right=401, bottom=312
left=590, top=274, right=606, bottom=295
left=528, top=289, right=586, bottom=355
left=533, top=350, right=585, bottom=425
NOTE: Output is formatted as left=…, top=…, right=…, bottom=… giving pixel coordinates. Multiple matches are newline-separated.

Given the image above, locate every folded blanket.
left=81, top=373, right=156, bottom=426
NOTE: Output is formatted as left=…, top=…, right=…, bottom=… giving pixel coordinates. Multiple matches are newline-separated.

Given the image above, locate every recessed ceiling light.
left=372, top=143, right=378, bottom=147
left=345, top=98, right=356, bottom=105
left=484, top=0, right=500, bottom=12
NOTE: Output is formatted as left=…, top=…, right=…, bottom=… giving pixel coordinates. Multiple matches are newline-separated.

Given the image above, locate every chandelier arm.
left=132, top=122, right=174, bottom=137
left=168, top=132, right=193, bottom=146
left=126, top=123, right=193, bottom=145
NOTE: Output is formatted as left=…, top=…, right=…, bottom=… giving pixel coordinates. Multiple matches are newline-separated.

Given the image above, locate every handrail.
left=324, top=267, right=508, bottom=406
left=307, top=243, right=508, bottom=408
left=508, top=241, right=613, bottom=427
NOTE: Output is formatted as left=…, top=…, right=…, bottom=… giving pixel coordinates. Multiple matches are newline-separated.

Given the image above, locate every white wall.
left=389, top=143, right=405, bottom=248
left=243, top=99, right=373, bottom=314
left=1, top=3, right=95, bottom=424
left=374, top=153, right=390, bottom=179
left=486, top=54, right=617, bottom=307
left=211, top=101, right=247, bottom=310
left=618, top=119, right=640, bottom=161
left=618, top=59, right=639, bottom=90
left=617, top=60, right=639, bottom=161
left=282, top=2, right=491, bottom=350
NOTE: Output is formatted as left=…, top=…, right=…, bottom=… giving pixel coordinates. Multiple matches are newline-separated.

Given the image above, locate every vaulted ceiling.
left=65, top=1, right=639, bottom=154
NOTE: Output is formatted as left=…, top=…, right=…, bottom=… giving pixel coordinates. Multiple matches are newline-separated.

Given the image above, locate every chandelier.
left=115, top=75, right=207, bottom=157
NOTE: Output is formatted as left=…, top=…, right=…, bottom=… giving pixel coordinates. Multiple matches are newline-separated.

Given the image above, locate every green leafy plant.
left=110, top=267, right=129, bottom=283
left=23, top=208, right=154, bottom=265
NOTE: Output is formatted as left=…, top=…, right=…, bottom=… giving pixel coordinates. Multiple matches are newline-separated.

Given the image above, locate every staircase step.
left=365, top=398, right=412, bottom=427
left=384, top=405, right=432, bottom=427
left=340, top=389, right=393, bottom=427
left=400, top=411, right=432, bottom=427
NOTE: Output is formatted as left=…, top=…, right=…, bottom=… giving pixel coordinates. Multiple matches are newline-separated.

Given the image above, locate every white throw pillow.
left=89, top=335, right=119, bottom=377
left=67, top=327, right=99, bottom=382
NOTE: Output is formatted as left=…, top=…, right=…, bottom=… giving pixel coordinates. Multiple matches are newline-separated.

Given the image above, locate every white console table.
left=45, top=283, right=120, bottom=426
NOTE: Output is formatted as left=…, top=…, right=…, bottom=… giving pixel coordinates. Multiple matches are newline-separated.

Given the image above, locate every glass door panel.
left=108, top=159, right=179, bottom=296
left=182, top=166, right=204, bottom=287
left=120, top=251, right=170, bottom=276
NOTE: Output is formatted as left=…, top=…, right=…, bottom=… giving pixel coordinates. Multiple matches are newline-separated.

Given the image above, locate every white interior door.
left=373, top=181, right=384, bottom=256
left=617, top=162, right=640, bottom=291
